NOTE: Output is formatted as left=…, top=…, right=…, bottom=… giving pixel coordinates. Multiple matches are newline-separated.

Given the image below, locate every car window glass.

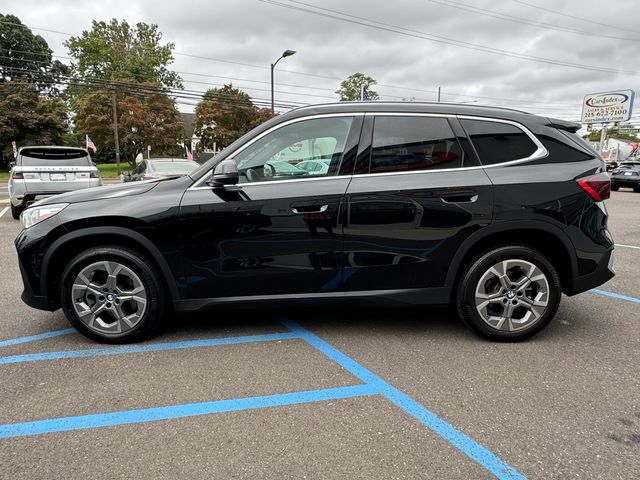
left=460, top=119, right=537, bottom=165
left=19, top=149, right=90, bottom=167
left=232, top=117, right=353, bottom=183
left=369, top=116, right=465, bottom=173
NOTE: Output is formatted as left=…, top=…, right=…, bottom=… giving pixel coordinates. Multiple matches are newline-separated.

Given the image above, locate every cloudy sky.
left=6, top=0, right=640, bottom=121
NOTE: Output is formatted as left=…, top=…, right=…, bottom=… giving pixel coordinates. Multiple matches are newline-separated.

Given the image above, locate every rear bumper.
left=566, top=248, right=615, bottom=296
left=611, top=177, right=640, bottom=187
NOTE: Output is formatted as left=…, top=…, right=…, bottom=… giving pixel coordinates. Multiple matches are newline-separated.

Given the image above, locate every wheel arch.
left=445, top=221, right=577, bottom=295
left=41, top=226, right=180, bottom=308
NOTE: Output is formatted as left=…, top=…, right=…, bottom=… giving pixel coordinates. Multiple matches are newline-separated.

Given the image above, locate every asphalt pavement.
left=0, top=190, right=638, bottom=479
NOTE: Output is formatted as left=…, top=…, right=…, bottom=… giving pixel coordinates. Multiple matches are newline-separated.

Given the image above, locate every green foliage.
left=0, top=81, right=68, bottom=167
left=194, top=85, right=274, bottom=150
left=0, top=14, right=69, bottom=94
left=586, top=127, right=639, bottom=142
left=335, top=72, right=379, bottom=101
left=74, top=80, right=185, bottom=166
left=65, top=19, right=181, bottom=89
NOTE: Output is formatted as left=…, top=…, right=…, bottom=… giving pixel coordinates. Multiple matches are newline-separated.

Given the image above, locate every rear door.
left=343, top=113, right=494, bottom=293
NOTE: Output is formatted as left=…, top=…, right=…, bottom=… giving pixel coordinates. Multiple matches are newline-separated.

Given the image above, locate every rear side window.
left=369, top=116, right=465, bottom=173
left=460, top=119, right=537, bottom=165
left=19, top=148, right=90, bottom=167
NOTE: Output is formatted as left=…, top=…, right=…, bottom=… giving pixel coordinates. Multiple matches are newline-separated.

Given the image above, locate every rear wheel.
left=611, top=184, right=619, bottom=191
left=457, top=246, right=561, bottom=341
left=10, top=203, right=23, bottom=220
left=634, top=187, right=640, bottom=193
left=60, top=246, right=166, bottom=343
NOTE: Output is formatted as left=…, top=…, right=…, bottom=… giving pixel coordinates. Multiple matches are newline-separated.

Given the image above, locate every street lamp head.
left=282, top=49, right=296, bottom=58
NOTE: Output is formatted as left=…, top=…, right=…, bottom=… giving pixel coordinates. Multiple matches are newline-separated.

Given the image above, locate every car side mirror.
left=208, top=159, right=239, bottom=187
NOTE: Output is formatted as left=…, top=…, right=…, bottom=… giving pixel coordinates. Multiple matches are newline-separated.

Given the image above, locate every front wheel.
left=457, top=246, right=561, bottom=341
left=60, top=246, right=166, bottom=343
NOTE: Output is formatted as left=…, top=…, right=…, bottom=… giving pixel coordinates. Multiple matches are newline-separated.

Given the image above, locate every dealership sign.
left=581, top=89, right=635, bottom=123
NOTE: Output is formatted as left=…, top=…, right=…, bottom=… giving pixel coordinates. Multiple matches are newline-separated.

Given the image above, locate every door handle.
left=441, top=192, right=478, bottom=203
left=291, top=204, right=329, bottom=214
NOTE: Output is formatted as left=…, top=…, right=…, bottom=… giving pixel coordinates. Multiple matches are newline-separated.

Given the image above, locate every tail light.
left=577, top=172, right=610, bottom=202
left=90, top=170, right=100, bottom=179
left=11, top=171, right=24, bottom=179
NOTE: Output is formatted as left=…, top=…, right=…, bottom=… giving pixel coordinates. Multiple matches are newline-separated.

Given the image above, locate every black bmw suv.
left=15, top=102, right=615, bottom=343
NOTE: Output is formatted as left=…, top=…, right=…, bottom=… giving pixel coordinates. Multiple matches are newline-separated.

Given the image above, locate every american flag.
left=185, top=145, right=193, bottom=160
left=363, top=89, right=369, bottom=101
left=86, top=135, right=97, bottom=154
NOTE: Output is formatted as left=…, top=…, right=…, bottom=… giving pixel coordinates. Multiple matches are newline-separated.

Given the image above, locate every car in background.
left=296, top=159, right=330, bottom=175
left=610, top=161, right=640, bottom=192
left=8, top=146, right=101, bottom=219
left=124, top=158, right=200, bottom=182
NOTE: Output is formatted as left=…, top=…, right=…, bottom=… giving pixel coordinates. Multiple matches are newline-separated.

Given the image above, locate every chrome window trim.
left=188, top=111, right=548, bottom=190
left=190, top=112, right=363, bottom=189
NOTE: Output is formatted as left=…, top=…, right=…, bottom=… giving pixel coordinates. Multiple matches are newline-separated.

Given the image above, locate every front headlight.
left=21, top=203, right=69, bottom=229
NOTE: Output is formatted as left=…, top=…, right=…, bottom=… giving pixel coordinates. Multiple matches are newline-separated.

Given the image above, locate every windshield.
left=20, top=148, right=91, bottom=167
left=151, top=161, right=199, bottom=173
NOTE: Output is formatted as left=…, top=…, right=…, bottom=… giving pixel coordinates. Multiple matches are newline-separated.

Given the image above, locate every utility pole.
left=111, top=83, right=121, bottom=176
left=437, top=86, right=441, bottom=103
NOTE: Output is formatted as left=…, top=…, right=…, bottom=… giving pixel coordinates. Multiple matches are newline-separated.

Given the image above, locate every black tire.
left=10, top=203, right=23, bottom=220
left=634, top=187, right=640, bottom=193
left=611, top=184, right=619, bottom=191
left=456, top=245, right=561, bottom=342
left=60, top=246, right=167, bottom=343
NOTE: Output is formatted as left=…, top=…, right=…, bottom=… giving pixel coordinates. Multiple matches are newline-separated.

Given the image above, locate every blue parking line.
left=0, top=384, right=379, bottom=439
left=281, top=319, right=526, bottom=480
left=590, top=289, right=640, bottom=304
left=0, top=331, right=301, bottom=365
left=0, top=328, right=76, bottom=348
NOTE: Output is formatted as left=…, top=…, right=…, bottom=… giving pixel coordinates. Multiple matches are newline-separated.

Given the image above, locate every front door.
left=179, top=115, right=361, bottom=299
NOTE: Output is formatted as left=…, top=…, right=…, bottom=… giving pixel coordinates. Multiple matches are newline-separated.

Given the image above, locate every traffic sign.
left=581, top=89, right=635, bottom=123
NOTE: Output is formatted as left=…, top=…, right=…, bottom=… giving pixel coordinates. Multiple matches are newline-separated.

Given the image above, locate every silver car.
left=8, top=146, right=102, bottom=219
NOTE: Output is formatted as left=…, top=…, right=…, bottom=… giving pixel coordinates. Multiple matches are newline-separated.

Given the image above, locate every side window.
left=233, top=117, right=354, bottom=183
left=460, top=119, right=538, bottom=165
left=369, top=116, right=465, bottom=173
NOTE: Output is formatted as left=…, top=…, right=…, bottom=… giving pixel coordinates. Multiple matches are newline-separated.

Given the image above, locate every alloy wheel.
left=71, top=261, right=147, bottom=335
left=474, top=259, right=550, bottom=332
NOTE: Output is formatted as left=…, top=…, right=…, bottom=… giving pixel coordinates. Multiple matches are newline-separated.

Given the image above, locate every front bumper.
left=18, top=257, right=55, bottom=310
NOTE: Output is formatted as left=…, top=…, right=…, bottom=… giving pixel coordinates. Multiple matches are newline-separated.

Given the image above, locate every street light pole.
left=270, top=49, right=296, bottom=114
left=110, top=83, right=121, bottom=176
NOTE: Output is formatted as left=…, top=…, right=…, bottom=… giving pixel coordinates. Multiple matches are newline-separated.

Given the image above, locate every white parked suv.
left=8, top=146, right=102, bottom=219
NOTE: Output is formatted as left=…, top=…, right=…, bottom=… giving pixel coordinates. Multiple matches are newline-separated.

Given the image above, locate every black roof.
left=280, top=101, right=579, bottom=131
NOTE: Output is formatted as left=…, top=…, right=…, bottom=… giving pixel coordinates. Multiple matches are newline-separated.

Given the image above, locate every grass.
left=0, top=169, right=8, bottom=180
left=96, top=163, right=124, bottom=178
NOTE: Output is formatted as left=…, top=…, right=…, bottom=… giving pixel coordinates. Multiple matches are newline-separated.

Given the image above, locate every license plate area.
left=50, top=173, right=67, bottom=181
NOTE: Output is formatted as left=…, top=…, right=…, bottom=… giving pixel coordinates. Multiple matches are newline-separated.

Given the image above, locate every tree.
left=0, top=14, right=69, bottom=94
left=335, top=72, right=379, bottom=101
left=74, top=81, right=184, bottom=166
left=194, top=85, right=273, bottom=150
left=65, top=19, right=181, bottom=89
left=0, top=81, right=67, bottom=167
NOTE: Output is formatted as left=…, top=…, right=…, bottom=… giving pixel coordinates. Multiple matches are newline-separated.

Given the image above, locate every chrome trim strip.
left=190, top=112, right=363, bottom=189
left=188, top=174, right=353, bottom=190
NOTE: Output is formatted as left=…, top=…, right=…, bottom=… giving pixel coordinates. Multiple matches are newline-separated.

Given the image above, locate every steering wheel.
left=263, top=163, right=275, bottom=178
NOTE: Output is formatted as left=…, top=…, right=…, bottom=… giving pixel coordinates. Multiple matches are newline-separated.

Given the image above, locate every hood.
left=34, top=181, right=159, bottom=207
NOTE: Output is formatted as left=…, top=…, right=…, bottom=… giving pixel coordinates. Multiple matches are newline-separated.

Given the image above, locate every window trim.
left=190, top=113, right=362, bottom=189
left=189, top=112, right=548, bottom=189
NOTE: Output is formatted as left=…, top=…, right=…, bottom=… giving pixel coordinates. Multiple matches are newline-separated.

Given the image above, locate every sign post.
left=582, top=89, right=635, bottom=155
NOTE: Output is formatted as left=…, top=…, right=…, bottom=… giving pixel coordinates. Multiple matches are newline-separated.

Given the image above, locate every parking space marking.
left=0, top=328, right=76, bottom=348
left=0, top=384, right=378, bottom=440
left=282, top=319, right=526, bottom=480
left=0, top=331, right=300, bottom=365
left=0, top=207, right=8, bottom=219
left=615, top=243, right=640, bottom=250
left=590, top=289, right=640, bottom=304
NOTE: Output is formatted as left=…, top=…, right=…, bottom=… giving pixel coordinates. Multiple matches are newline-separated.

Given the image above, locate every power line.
left=507, top=0, right=640, bottom=35
left=259, top=0, right=640, bottom=75
left=428, top=0, right=640, bottom=42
